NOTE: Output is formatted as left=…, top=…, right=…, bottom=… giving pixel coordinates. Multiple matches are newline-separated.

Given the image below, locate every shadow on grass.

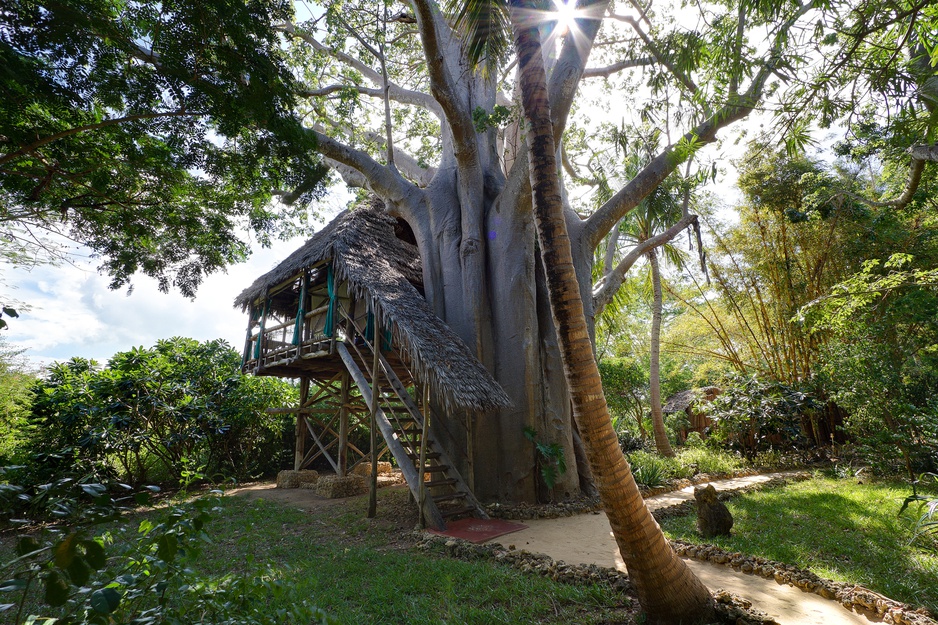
left=660, top=478, right=938, bottom=613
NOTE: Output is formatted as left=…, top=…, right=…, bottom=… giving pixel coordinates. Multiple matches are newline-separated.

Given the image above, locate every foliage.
left=0, top=306, right=19, bottom=331
left=599, top=357, right=649, bottom=439
left=0, top=0, right=327, bottom=293
left=667, top=146, right=873, bottom=384
left=704, top=374, right=818, bottom=460
left=0, top=473, right=327, bottom=625
left=900, top=473, right=938, bottom=552
left=674, top=447, right=743, bottom=476
left=803, top=253, right=938, bottom=476
left=660, top=476, right=938, bottom=613
left=627, top=448, right=743, bottom=486
left=523, top=427, right=567, bottom=491
left=21, top=338, right=296, bottom=486
left=0, top=337, right=34, bottom=463
left=627, top=451, right=671, bottom=488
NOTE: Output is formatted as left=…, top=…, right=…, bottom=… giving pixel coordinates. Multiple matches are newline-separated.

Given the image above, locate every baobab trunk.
left=400, top=162, right=583, bottom=503
left=510, top=1, right=715, bottom=620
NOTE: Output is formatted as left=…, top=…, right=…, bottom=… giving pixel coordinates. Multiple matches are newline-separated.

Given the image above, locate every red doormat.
left=429, top=518, right=528, bottom=543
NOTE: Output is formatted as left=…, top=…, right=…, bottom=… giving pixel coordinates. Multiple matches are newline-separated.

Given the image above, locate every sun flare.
left=552, top=0, right=578, bottom=36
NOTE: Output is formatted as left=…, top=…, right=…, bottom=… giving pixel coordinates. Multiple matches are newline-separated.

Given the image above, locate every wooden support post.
left=295, top=377, right=310, bottom=470
left=417, top=383, right=430, bottom=529
left=338, top=371, right=351, bottom=477
left=367, top=305, right=381, bottom=519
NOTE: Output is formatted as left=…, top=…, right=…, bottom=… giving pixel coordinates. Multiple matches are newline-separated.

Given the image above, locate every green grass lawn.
left=659, top=475, right=938, bottom=613
left=1, top=486, right=636, bottom=625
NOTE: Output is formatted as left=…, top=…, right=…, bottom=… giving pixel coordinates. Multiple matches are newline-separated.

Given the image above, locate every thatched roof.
left=234, top=206, right=510, bottom=413
left=662, top=386, right=721, bottom=413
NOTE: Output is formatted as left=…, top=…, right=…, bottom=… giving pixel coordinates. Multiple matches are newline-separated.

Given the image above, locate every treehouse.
left=234, top=206, right=510, bottom=529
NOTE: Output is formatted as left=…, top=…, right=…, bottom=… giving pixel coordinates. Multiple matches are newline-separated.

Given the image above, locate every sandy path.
left=488, top=472, right=876, bottom=625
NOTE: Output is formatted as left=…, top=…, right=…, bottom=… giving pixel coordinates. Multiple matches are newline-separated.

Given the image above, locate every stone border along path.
left=472, top=471, right=937, bottom=625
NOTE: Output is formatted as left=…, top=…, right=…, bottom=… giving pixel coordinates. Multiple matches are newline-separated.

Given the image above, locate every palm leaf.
left=444, top=0, right=512, bottom=69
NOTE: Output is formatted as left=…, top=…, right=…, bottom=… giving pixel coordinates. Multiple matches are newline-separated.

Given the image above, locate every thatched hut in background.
left=662, top=386, right=722, bottom=441
left=234, top=205, right=509, bottom=529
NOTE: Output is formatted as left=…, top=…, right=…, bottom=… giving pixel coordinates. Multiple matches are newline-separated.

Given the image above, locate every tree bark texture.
left=649, top=249, right=675, bottom=457
left=509, top=3, right=714, bottom=620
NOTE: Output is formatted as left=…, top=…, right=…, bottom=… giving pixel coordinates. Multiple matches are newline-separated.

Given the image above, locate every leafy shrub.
left=675, top=447, right=743, bottom=476
left=899, top=473, right=938, bottom=552
left=20, top=338, right=297, bottom=487
left=684, top=431, right=705, bottom=448
left=617, top=428, right=649, bottom=453
left=705, top=374, right=817, bottom=460
left=628, top=451, right=678, bottom=487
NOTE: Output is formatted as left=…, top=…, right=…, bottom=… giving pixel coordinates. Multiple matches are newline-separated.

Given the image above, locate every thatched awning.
left=233, top=207, right=510, bottom=413
left=662, top=386, right=721, bottom=414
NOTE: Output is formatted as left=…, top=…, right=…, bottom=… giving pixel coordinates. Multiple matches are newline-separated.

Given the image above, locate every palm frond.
left=444, top=0, right=512, bottom=70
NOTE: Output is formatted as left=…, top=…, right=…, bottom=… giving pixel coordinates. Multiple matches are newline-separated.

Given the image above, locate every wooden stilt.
left=295, top=377, right=310, bottom=470
left=367, top=305, right=381, bottom=519
left=338, top=371, right=351, bottom=477
left=417, top=383, right=430, bottom=528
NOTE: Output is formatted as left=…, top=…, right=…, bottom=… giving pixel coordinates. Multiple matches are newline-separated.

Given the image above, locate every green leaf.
left=67, top=556, right=91, bottom=586
left=157, top=535, right=178, bottom=562
left=1, top=307, right=18, bottom=318
left=82, top=540, right=106, bottom=570
left=90, top=587, right=121, bottom=614
left=54, top=534, right=78, bottom=569
left=0, top=579, right=28, bottom=592
left=16, top=536, right=41, bottom=557
left=43, top=571, right=70, bottom=607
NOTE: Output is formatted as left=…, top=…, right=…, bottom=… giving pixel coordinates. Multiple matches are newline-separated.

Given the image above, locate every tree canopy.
left=1, top=0, right=327, bottom=295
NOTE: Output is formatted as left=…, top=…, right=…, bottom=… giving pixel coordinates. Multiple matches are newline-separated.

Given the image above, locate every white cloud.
left=3, top=198, right=346, bottom=369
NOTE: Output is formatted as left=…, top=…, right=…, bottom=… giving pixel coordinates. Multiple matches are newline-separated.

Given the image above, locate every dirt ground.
left=229, top=477, right=881, bottom=625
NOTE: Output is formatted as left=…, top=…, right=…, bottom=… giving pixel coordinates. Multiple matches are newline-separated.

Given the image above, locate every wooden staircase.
left=336, top=341, right=487, bottom=530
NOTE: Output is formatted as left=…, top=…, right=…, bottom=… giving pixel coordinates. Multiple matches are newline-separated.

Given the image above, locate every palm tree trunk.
left=648, top=248, right=675, bottom=457
left=509, top=3, right=713, bottom=621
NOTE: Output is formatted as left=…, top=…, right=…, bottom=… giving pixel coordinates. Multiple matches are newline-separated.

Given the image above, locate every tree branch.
left=278, top=22, right=445, bottom=119
left=0, top=111, right=195, bottom=167
left=610, top=13, right=699, bottom=95
left=362, top=130, right=436, bottom=186
left=547, top=0, right=609, bottom=141
left=582, top=56, right=655, bottom=78
left=592, top=214, right=696, bottom=315
left=584, top=1, right=814, bottom=249
left=409, top=0, right=478, bottom=167
left=310, top=129, right=415, bottom=201
left=298, top=83, right=443, bottom=118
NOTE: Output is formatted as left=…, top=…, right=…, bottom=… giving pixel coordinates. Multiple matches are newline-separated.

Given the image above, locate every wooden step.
left=419, top=465, right=450, bottom=473
left=425, top=478, right=458, bottom=488
left=440, top=506, right=477, bottom=519
left=407, top=452, right=441, bottom=461
left=432, top=492, right=467, bottom=503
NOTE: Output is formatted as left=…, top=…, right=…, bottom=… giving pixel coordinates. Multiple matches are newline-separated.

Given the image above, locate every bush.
left=617, top=428, right=649, bottom=453
left=675, top=447, right=743, bottom=475
left=705, top=374, right=817, bottom=460
left=19, top=338, right=297, bottom=487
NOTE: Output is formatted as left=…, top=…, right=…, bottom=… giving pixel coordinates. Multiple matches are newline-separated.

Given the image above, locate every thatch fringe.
left=233, top=207, right=510, bottom=413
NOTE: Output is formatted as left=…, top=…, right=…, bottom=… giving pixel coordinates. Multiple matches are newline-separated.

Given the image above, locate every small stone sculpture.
left=695, top=484, right=733, bottom=537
